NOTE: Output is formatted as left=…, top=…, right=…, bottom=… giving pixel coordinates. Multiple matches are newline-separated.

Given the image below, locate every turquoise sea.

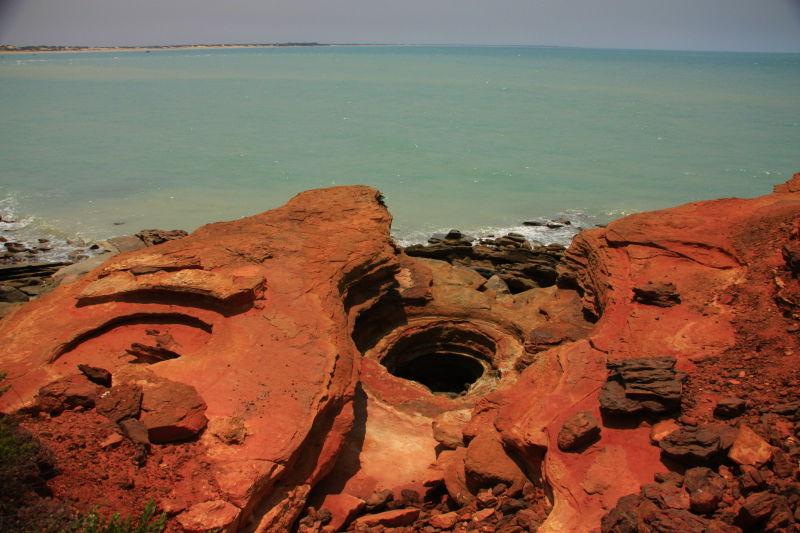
left=1, top=45, right=799, bottom=258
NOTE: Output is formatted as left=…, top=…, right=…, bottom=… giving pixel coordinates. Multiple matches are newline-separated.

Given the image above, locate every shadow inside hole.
left=389, top=353, right=485, bottom=394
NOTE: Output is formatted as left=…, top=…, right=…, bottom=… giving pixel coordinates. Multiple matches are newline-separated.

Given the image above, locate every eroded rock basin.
left=1, top=176, right=799, bottom=532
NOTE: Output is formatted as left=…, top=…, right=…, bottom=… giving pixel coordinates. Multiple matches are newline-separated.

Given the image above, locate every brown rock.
left=135, top=228, right=188, bottom=247
left=472, top=508, right=494, bottom=523
left=601, top=494, right=642, bottom=533
left=440, top=447, right=474, bottom=506
left=432, top=409, right=471, bottom=449
left=600, top=357, right=683, bottom=417
left=557, top=411, right=601, bottom=451
left=429, top=511, right=459, bottom=529
left=77, top=364, right=112, bottom=387
left=36, top=374, right=103, bottom=414
left=650, top=419, right=680, bottom=443
left=632, top=281, right=681, bottom=307
left=639, top=505, right=709, bottom=531
left=319, top=493, right=365, bottom=531
left=658, top=426, right=722, bottom=464
left=176, top=499, right=240, bottom=533
left=363, top=488, right=393, bottom=511
left=465, top=430, right=527, bottom=489
left=727, top=424, right=772, bottom=466
left=641, top=482, right=690, bottom=510
left=713, top=396, right=746, bottom=419
left=96, top=383, right=143, bottom=422
left=683, top=467, right=725, bottom=515
left=351, top=508, right=420, bottom=528
left=140, top=379, right=207, bottom=443
left=738, top=491, right=786, bottom=527
left=118, top=418, right=150, bottom=446
left=99, top=433, right=124, bottom=449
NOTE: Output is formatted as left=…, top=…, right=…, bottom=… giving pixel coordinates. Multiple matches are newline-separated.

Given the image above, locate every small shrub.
left=75, top=500, right=167, bottom=533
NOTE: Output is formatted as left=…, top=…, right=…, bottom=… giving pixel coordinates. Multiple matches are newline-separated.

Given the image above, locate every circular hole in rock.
left=378, top=325, right=496, bottom=395
left=391, top=352, right=485, bottom=394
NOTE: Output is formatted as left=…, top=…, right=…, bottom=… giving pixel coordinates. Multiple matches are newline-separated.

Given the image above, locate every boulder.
left=600, top=494, right=642, bottom=533
left=96, top=383, right=143, bottom=422
left=319, top=493, right=365, bottom=531
left=600, top=357, right=683, bottom=417
left=713, top=396, right=746, bottom=419
left=139, top=379, right=207, bottom=443
left=557, top=411, right=601, bottom=451
left=464, top=430, right=527, bottom=489
left=683, top=467, right=725, bottom=515
left=738, top=491, right=790, bottom=528
left=432, top=409, right=471, bottom=449
left=727, top=424, right=772, bottom=466
left=658, top=426, right=723, bottom=464
left=36, top=375, right=103, bottom=414
left=118, top=418, right=151, bottom=446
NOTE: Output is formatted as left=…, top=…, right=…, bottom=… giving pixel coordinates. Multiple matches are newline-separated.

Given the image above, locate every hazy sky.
left=1, top=0, right=799, bottom=52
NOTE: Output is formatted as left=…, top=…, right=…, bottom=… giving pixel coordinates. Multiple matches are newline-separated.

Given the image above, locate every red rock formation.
left=1, top=174, right=798, bottom=532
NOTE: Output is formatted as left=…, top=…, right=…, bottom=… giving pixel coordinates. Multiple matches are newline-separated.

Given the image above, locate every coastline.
left=0, top=42, right=329, bottom=55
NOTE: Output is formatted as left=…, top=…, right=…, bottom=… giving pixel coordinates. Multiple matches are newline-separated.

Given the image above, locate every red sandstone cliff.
left=0, top=175, right=798, bottom=532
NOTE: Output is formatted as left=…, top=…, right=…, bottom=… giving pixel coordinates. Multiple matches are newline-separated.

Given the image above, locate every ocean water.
left=1, top=45, right=799, bottom=255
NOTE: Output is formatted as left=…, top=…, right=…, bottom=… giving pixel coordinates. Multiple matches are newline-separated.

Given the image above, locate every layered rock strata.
left=0, top=174, right=799, bottom=532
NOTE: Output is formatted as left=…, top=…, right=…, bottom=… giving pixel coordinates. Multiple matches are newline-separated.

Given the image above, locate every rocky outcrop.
left=1, top=173, right=799, bottom=532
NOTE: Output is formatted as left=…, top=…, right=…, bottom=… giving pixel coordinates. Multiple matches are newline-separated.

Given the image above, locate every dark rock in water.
left=600, top=357, right=683, bottom=417
left=4, top=242, right=27, bottom=254
left=557, top=411, right=601, bottom=451
left=658, top=426, right=723, bottom=464
left=136, top=229, right=188, bottom=247
left=445, top=229, right=463, bottom=241
left=523, top=220, right=546, bottom=227
left=0, top=284, right=29, bottom=302
left=546, top=222, right=564, bottom=229
left=112, top=221, right=126, bottom=226
left=78, top=364, right=112, bottom=387
left=713, top=396, right=746, bottom=419
left=632, top=281, right=681, bottom=307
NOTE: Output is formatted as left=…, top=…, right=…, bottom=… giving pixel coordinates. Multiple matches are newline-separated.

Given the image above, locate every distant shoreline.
left=0, top=43, right=331, bottom=55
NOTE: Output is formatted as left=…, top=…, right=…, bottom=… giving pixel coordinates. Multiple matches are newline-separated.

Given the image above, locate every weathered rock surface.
left=557, top=411, right=601, bottom=451
left=2, top=174, right=800, bottom=532
left=600, top=356, right=684, bottom=418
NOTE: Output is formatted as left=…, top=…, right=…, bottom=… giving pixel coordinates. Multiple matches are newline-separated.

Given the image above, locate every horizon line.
left=1, top=41, right=799, bottom=55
